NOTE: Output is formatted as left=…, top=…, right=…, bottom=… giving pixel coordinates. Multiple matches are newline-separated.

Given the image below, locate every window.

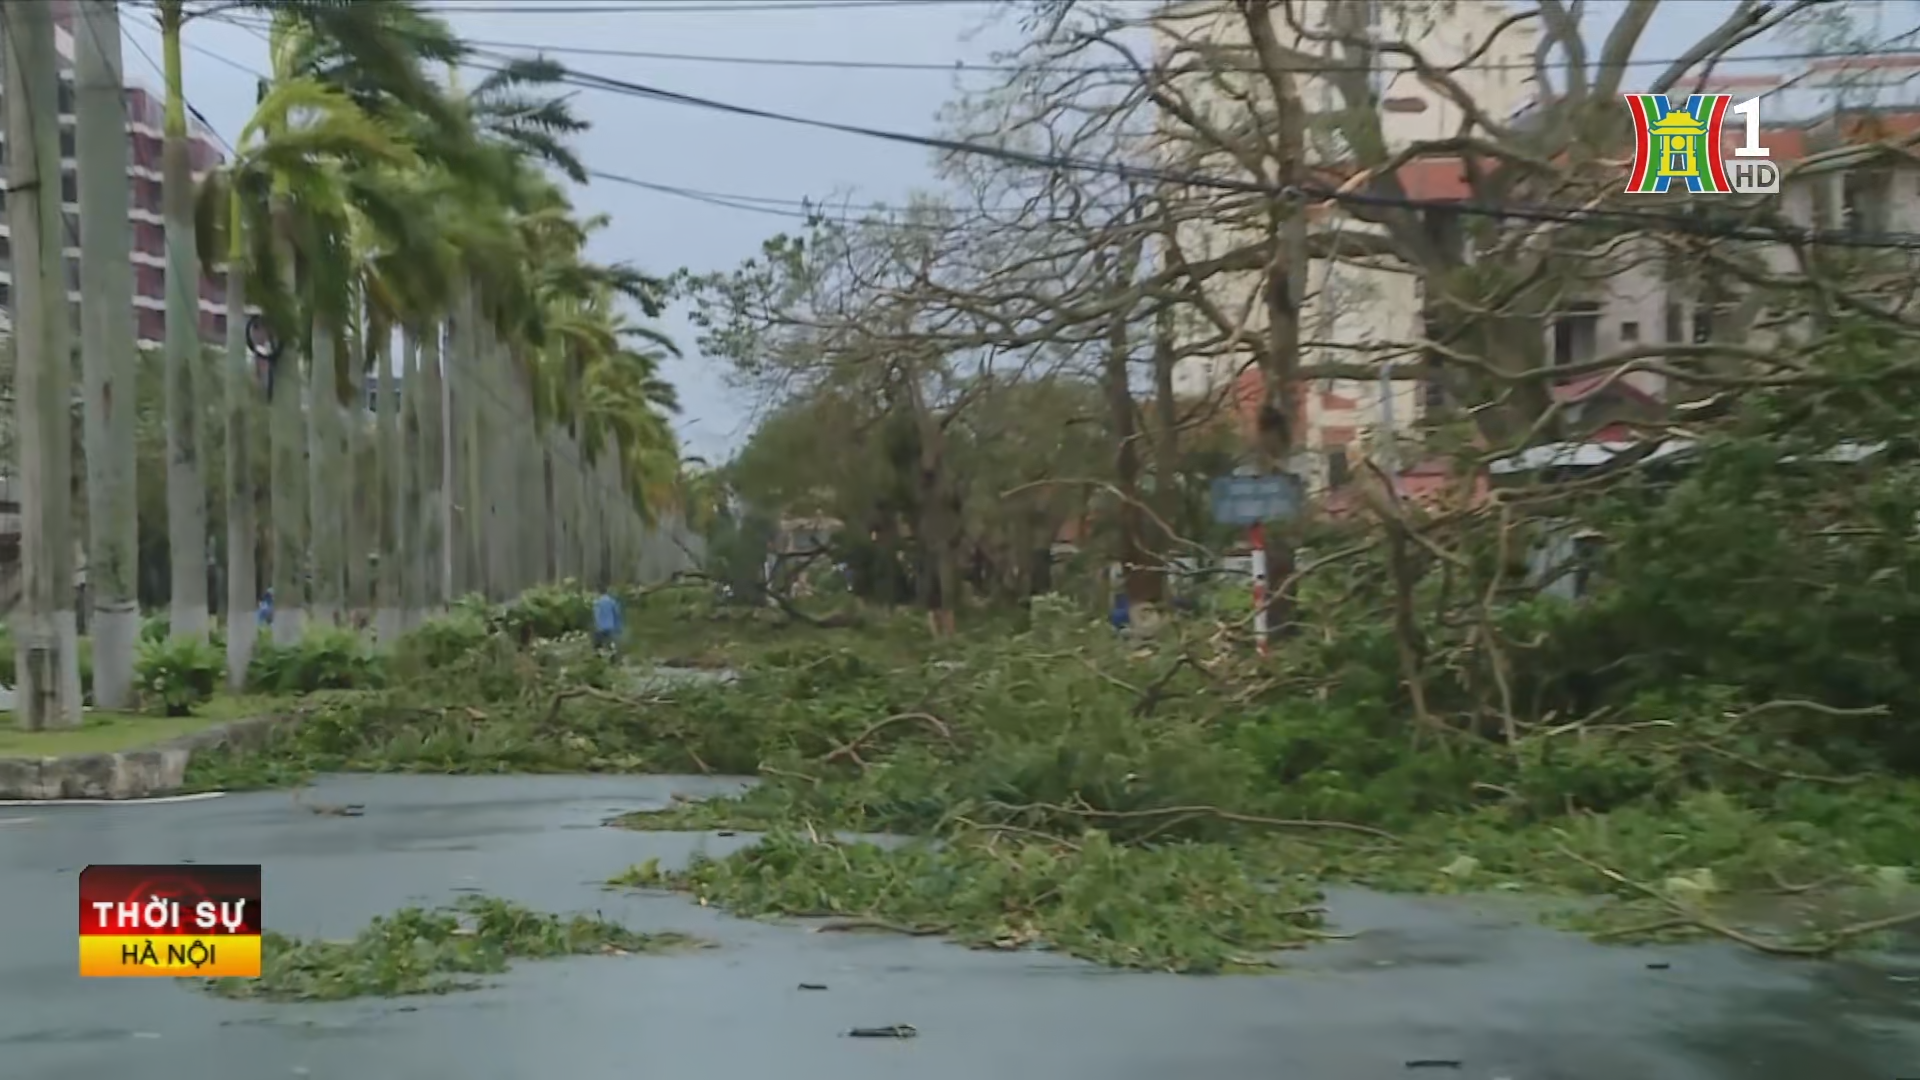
left=61, top=172, right=77, bottom=204
left=1620, top=321, right=1640, bottom=344
left=65, top=257, right=81, bottom=292
left=59, top=128, right=74, bottom=159
left=1842, top=169, right=1891, bottom=235
left=1327, top=447, right=1352, bottom=490
left=1664, top=302, right=1684, bottom=343
left=1552, top=301, right=1602, bottom=366
left=57, top=79, right=74, bottom=115
left=1422, top=362, right=1447, bottom=411
left=64, top=212, right=79, bottom=244
left=1692, top=306, right=1714, bottom=344
left=0, top=281, right=9, bottom=307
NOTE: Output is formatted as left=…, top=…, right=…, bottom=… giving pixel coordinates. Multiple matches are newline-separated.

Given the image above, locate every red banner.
left=77, top=865, right=262, bottom=978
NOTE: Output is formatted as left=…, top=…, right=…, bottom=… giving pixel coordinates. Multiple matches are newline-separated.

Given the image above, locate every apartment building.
left=1158, top=1, right=1920, bottom=496
left=1153, top=0, right=1538, bottom=490
left=0, top=5, right=232, bottom=349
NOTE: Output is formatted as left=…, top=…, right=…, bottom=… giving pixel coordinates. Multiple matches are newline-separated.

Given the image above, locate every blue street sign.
left=1209, top=473, right=1305, bottom=526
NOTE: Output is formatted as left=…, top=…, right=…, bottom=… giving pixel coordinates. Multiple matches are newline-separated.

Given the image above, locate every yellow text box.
left=79, top=934, right=261, bottom=978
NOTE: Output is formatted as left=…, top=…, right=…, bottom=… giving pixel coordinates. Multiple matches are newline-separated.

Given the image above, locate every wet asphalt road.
left=0, top=774, right=1916, bottom=1080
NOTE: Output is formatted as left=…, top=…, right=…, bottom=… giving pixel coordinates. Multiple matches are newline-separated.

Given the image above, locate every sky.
left=121, top=0, right=1024, bottom=463
left=116, top=0, right=1917, bottom=464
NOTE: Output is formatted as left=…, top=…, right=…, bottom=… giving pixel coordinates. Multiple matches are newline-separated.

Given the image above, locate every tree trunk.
left=74, top=0, right=140, bottom=707
left=455, top=294, right=488, bottom=599
left=1149, top=307, right=1184, bottom=535
left=159, top=3, right=210, bottom=640
left=482, top=330, right=512, bottom=599
left=1243, top=1, right=1308, bottom=635
left=219, top=256, right=256, bottom=686
left=1103, top=245, right=1159, bottom=605
left=268, top=212, right=307, bottom=645
left=4, top=1, right=82, bottom=728
left=421, top=322, right=451, bottom=611
left=308, top=321, right=345, bottom=625
left=373, top=328, right=401, bottom=640
left=397, top=330, right=424, bottom=627
left=519, top=368, right=545, bottom=589
left=343, top=323, right=368, bottom=624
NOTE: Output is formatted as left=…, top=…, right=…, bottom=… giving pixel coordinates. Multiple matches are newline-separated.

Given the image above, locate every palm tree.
left=154, top=0, right=213, bottom=640
left=197, top=56, right=417, bottom=648
left=190, top=0, right=461, bottom=641
left=4, top=1, right=82, bottom=729
left=73, top=0, right=140, bottom=706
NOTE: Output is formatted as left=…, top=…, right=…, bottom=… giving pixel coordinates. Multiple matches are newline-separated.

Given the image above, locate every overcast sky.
left=119, top=0, right=1913, bottom=462
left=123, top=0, right=1018, bottom=462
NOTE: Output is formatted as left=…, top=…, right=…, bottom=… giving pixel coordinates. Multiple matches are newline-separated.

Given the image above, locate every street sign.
left=1209, top=473, right=1304, bottom=526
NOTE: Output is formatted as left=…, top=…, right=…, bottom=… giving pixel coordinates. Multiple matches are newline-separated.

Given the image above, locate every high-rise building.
left=0, top=3, right=232, bottom=349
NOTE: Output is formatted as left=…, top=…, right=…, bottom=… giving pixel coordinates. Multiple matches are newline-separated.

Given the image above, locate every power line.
left=191, top=6, right=1920, bottom=77
left=480, top=51, right=1920, bottom=251
left=174, top=12, right=1920, bottom=251
left=121, top=19, right=237, bottom=155
left=419, top=0, right=974, bottom=13
left=469, top=40, right=1920, bottom=75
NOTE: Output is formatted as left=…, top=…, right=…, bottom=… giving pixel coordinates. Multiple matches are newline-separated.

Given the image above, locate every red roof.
left=1550, top=373, right=1662, bottom=406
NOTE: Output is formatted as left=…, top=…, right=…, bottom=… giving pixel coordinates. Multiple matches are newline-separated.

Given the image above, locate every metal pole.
left=1377, top=360, right=1400, bottom=495
left=1249, top=522, right=1269, bottom=657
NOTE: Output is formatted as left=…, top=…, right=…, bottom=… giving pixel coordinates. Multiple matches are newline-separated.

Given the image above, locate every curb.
left=0, top=715, right=295, bottom=802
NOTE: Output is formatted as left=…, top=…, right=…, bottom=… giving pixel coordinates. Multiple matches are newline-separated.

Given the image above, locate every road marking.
left=0, top=816, right=38, bottom=826
left=0, top=791, right=227, bottom=807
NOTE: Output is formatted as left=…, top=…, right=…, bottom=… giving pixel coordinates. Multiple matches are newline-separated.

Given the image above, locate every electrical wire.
left=169, top=11, right=1920, bottom=251
left=184, top=1, right=1920, bottom=76
left=413, top=0, right=980, bottom=13
left=121, top=20, right=238, bottom=154
left=490, top=51, right=1920, bottom=250
left=182, top=6, right=1920, bottom=250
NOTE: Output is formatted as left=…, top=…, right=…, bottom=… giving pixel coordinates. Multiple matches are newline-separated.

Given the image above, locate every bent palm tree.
left=196, top=65, right=416, bottom=650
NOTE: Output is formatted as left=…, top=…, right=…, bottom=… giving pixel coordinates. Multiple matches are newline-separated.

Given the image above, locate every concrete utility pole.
left=3, top=2, right=84, bottom=729
left=75, top=0, right=142, bottom=709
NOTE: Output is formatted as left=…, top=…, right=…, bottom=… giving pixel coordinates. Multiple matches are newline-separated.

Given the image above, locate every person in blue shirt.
left=256, top=588, right=274, bottom=628
left=592, top=584, right=624, bottom=651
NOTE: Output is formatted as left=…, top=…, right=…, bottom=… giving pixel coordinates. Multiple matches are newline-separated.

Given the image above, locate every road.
left=0, top=774, right=1915, bottom=1080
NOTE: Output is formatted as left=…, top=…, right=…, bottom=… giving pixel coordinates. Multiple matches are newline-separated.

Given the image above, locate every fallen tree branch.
left=809, top=916, right=949, bottom=936
left=990, top=799, right=1401, bottom=843
left=1567, top=844, right=1920, bottom=955
left=1133, top=655, right=1197, bottom=718
left=1692, top=741, right=1864, bottom=787
left=822, top=712, right=956, bottom=768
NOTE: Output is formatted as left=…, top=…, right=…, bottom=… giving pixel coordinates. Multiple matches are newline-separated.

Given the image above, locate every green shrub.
left=137, top=614, right=225, bottom=653
left=248, top=627, right=386, bottom=695
left=135, top=636, right=222, bottom=715
left=391, top=610, right=493, bottom=675
left=497, top=581, right=592, bottom=642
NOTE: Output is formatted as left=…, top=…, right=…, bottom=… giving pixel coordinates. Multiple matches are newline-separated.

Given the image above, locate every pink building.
left=0, top=2, right=231, bottom=348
